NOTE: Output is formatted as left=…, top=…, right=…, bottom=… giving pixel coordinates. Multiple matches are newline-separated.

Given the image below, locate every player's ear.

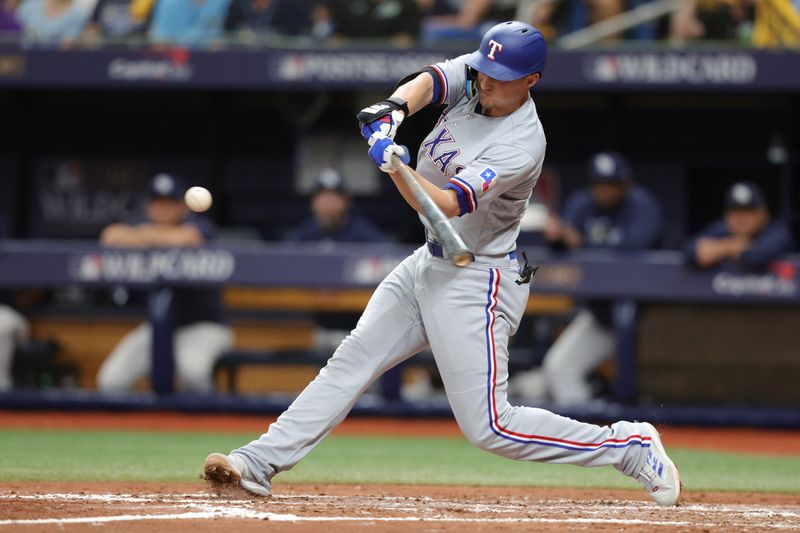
left=526, top=73, right=541, bottom=89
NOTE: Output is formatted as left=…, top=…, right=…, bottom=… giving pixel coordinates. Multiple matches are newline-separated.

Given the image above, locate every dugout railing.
left=1, top=240, right=799, bottom=427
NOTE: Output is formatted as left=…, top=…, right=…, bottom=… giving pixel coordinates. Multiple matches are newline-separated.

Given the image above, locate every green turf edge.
left=1, top=430, right=799, bottom=494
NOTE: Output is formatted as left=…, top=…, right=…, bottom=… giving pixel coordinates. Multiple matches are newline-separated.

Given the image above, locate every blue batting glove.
left=369, top=137, right=410, bottom=173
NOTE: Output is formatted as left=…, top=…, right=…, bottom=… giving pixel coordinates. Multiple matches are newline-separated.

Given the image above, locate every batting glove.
left=369, top=137, right=410, bottom=173
left=357, top=97, right=408, bottom=146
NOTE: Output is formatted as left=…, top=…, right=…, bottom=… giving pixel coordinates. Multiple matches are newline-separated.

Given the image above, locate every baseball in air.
left=184, top=186, right=213, bottom=212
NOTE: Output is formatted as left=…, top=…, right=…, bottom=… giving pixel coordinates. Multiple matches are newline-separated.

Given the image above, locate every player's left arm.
left=391, top=72, right=434, bottom=117
left=357, top=73, right=434, bottom=146
left=357, top=55, right=470, bottom=145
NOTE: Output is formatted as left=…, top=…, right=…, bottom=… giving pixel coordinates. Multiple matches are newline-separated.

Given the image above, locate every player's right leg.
left=204, top=248, right=430, bottom=496
left=420, top=261, right=681, bottom=506
left=96, top=322, right=152, bottom=391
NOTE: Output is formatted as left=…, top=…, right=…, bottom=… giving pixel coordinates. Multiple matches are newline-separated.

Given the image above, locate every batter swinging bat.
left=391, top=155, right=472, bottom=267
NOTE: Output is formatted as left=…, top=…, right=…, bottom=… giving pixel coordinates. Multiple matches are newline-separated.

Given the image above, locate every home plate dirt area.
left=1, top=483, right=798, bottom=532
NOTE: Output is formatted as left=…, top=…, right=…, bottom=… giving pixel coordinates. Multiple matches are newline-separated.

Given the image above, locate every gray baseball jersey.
left=227, top=57, right=655, bottom=496
left=418, top=54, right=545, bottom=256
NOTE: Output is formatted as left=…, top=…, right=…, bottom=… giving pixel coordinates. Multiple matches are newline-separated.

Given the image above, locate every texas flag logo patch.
left=480, top=167, right=497, bottom=192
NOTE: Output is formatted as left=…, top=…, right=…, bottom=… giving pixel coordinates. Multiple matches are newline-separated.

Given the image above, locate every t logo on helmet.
left=487, top=39, right=504, bottom=60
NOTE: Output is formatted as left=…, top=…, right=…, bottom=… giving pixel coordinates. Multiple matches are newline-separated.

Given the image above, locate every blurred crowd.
left=0, top=0, right=796, bottom=48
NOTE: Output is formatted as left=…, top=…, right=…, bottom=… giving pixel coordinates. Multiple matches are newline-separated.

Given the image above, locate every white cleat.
left=204, top=453, right=271, bottom=497
left=636, top=423, right=682, bottom=506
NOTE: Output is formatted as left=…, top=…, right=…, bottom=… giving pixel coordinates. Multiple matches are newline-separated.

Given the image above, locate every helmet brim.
left=465, top=50, right=531, bottom=81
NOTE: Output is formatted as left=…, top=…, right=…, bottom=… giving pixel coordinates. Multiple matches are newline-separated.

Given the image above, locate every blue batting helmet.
left=466, top=21, right=547, bottom=81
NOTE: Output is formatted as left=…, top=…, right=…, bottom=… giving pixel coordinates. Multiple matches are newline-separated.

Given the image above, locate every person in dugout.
left=511, top=151, right=663, bottom=406
left=683, top=181, right=794, bottom=272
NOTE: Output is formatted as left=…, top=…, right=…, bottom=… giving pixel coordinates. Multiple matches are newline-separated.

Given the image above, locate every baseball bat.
left=391, top=155, right=472, bottom=267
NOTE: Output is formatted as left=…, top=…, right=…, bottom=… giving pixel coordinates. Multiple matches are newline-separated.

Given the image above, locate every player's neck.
left=480, top=94, right=529, bottom=117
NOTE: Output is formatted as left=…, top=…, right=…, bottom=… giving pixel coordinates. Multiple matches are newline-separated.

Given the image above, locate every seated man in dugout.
left=97, top=173, right=233, bottom=393
left=684, top=181, right=794, bottom=273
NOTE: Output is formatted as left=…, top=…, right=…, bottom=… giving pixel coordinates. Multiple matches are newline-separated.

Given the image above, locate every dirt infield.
left=2, top=482, right=799, bottom=532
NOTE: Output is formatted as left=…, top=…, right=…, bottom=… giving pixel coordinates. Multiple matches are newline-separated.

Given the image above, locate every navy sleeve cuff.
left=444, top=182, right=472, bottom=216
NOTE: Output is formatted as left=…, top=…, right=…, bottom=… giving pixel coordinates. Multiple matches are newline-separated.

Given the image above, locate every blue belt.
left=426, top=240, right=516, bottom=261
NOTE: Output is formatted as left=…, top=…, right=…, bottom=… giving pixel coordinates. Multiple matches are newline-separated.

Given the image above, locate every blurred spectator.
left=286, top=168, right=385, bottom=350
left=96, top=173, right=234, bottom=393
left=684, top=181, right=793, bottom=272
left=0, top=0, right=22, bottom=36
left=421, top=0, right=627, bottom=44
left=82, top=0, right=152, bottom=43
left=0, top=301, right=29, bottom=392
left=287, top=167, right=386, bottom=243
left=16, top=0, right=91, bottom=45
left=149, top=0, right=232, bottom=47
left=420, top=0, right=518, bottom=43
left=530, top=0, right=626, bottom=41
left=224, top=0, right=314, bottom=41
left=670, top=0, right=755, bottom=42
left=315, top=0, right=422, bottom=45
left=751, top=0, right=800, bottom=48
left=511, top=152, right=663, bottom=405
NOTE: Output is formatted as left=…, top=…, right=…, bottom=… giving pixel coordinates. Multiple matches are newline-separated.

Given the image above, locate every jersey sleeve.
left=739, top=221, right=794, bottom=270
left=186, top=214, right=216, bottom=240
left=561, top=191, right=591, bottom=230
left=425, top=54, right=468, bottom=108
left=615, top=189, right=663, bottom=250
left=443, top=145, right=536, bottom=217
left=682, top=220, right=730, bottom=266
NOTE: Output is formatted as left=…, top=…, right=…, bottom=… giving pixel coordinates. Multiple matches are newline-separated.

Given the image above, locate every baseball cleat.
left=204, top=453, right=271, bottom=497
left=636, top=423, right=682, bottom=506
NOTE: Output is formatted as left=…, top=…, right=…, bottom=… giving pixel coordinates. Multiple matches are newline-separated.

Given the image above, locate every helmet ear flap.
left=465, top=65, right=478, bottom=99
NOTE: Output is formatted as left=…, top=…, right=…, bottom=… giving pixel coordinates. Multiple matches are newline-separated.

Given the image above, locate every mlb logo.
left=480, top=168, right=497, bottom=191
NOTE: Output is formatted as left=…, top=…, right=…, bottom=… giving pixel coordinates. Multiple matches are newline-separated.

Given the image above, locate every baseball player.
left=205, top=21, right=681, bottom=506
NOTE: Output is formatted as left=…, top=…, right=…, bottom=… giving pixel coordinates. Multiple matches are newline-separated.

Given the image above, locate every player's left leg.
left=174, top=322, right=234, bottom=393
left=206, top=248, right=430, bottom=496
left=418, top=258, right=680, bottom=506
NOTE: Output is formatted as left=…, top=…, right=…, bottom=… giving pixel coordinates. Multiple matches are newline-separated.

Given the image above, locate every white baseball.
left=184, top=186, right=213, bottom=212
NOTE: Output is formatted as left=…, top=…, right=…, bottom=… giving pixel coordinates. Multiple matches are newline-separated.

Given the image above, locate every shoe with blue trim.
left=204, top=453, right=271, bottom=497
left=635, top=423, right=682, bottom=506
